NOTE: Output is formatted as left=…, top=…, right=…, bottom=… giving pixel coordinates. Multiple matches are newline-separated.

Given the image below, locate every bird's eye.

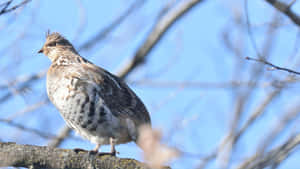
left=47, top=42, right=56, bottom=47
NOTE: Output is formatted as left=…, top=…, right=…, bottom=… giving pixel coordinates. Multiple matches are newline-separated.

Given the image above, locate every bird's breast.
left=47, top=74, right=74, bottom=111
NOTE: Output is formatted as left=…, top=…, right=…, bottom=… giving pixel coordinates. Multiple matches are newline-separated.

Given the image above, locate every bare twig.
left=0, top=0, right=31, bottom=16
left=197, top=151, right=217, bottom=169
left=0, top=70, right=46, bottom=104
left=48, top=126, right=72, bottom=148
left=246, top=56, right=300, bottom=75
left=72, top=0, right=87, bottom=42
left=217, top=11, right=280, bottom=168
left=257, top=103, right=300, bottom=154
left=236, top=134, right=300, bottom=169
left=0, top=118, right=72, bottom=140
left=129, top=79, right=300, bottom=88
left=217, top=88, right=281, bottom=168
left=78, top=0, right=146, bottom=51
left=6, top=99, right=49, bottom=121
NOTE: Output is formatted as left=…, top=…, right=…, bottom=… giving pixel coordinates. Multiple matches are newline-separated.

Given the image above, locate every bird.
left=38, top=32, right=151, bottom=155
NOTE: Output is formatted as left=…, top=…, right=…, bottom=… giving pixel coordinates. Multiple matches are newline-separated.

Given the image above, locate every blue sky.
left=1, top=0, right=300, bottom=169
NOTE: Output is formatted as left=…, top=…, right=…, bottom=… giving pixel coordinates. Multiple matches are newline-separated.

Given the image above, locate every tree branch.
left=245, top=56, right=300, bottom=75
left=0, top=0, right=31, bottom=16
left=0, top=142, right=170, bottom=169
left=117, top=0, right=205, bottom=78
left=236, top=134, right=300, bottom=169
left=78, top=0, right=146, bottom=51
left=264, top=0, right=300, bottom=26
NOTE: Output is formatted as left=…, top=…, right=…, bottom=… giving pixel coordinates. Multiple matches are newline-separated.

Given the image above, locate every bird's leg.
left=110, top=137, right=117, bottom=156
left=88, top=144, right=100, bottom=155
left=96, top=138, right=118, bottom=156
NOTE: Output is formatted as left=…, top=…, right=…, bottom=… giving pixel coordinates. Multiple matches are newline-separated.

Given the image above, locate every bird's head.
left=38, top=31, right=76, bottom=62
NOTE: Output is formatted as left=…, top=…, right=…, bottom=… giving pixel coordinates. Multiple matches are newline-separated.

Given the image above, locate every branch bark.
left=265, top=0, right=300, bottom=26
left=0, top=142, right=170, bottom=169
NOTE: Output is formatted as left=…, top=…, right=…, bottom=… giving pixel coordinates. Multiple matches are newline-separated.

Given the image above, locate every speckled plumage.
left=39, top=32, right=151, bottom=154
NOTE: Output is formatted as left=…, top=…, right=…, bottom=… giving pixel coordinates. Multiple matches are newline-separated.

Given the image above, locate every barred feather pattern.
left=42, top=32, right=151, bottom=147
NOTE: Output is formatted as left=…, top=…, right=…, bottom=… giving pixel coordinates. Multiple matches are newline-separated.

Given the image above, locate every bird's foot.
left=73, top=148, right=117, bottom=156
left=73, top=148, right=100, bottom=156
left=97, top=151, right=118, bottom=156
left=88, top=150, right=98, bottom=155
left=73, top=148, right=88, bottom=154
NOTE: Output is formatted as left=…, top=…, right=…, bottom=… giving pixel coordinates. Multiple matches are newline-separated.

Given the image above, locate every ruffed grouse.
left=38, top=32, right=151, bottom=155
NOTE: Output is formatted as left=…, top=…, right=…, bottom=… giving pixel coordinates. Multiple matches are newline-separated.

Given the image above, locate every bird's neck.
left=49, top=48, right=82, bottom=66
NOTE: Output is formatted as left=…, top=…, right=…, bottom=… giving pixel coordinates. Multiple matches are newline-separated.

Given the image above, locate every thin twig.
left=78, top=0, right=146, bottom=51
left=48, top=126, right=72, bottom=148
left=0, top=0, right=31, bottom=16
left=246, top=56, right=300, bottom=75
left=236, top=134, right=300, bottom=169
left=256, top=103, right=300, bottom=154
left=0, top=118, right=74, bottom=140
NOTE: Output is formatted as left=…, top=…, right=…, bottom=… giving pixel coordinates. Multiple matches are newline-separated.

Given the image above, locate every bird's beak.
left=38, top=48, right=43, bottom=53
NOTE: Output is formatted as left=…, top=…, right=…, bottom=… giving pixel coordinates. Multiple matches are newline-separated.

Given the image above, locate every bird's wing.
left=79, top=62, right=151, bottom=126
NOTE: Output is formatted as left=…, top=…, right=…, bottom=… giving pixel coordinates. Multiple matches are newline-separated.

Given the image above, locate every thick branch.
left=265, top=0, right=300, bottom=26
left=0, top=142, right=170, bottom=169
left=117, top=0, right=205, bottom=78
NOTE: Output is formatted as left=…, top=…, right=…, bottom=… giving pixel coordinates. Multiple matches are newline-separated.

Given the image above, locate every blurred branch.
left=0, top=118, right=78, bottom=140
left=0, top=0, right=144, bottom=94
left=217, top=12, right=280, bottom=168
left=256, top=103, right=300, bottom=154
left=1, top=0, right=205, bottom=101
left=217, top=87, right=282, bottom=168
left=6, top=99, right=49, bottom=120
left=72, top=0, right=87, bottom=41
left=236, top=134, right=300, bottom=169
left=48, top=125, right=72, bottom=148
left=0, top=0, right=145, bottom=104
left=129, top=79, right=300, bottom=88
left=117, top=0, right=205, bottom=78
left=246, top=56, right=300, bottom=75
left=264, top=0, right=300, bottom=26
left=0, top=70, right=46, bottom=104
left=236, top=87, right=283, bottom=140
left=197, top=151, right=217, bottom=169
left=0, top=0, right=31, bottom=16
left=0, top=142, right=168, bottom=169
left=78, top=0, right=146, bottom=51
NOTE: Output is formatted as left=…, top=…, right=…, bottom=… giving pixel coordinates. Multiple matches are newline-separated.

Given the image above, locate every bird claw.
left=73, top=148, right=88, bottom=153
left=88, top=150, right=98, bottom=155
left=97, top=151, right=117, bottom=156
left=73, top=148, right=116, bottom=156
